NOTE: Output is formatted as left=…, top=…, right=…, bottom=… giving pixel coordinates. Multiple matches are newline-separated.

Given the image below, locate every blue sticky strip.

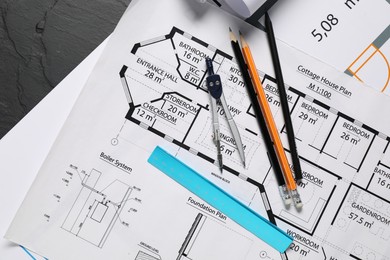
left=148, top=146, right=293, bottom=253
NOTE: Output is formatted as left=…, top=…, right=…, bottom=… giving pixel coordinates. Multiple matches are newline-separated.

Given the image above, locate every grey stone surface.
left=0, top=0, right=131, bottom=139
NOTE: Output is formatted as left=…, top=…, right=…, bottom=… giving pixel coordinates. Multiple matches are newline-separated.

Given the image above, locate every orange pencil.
left=240, top=32, right=302, bottom=208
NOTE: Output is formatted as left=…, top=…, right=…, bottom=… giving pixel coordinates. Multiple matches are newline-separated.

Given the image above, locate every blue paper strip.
left=147, top=146, right=293, bottom=253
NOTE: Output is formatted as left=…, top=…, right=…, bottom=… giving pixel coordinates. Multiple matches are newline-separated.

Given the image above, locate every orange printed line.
left=353, top=73, right=363, bottom=82
left=354, top=44, right=378, bottom=75
left=348, top=44, right=390, bottom=92
left=376, top=48, right=390, bottom=92
left=346, top=68, right=363, bottom=82
left=348, top=44, right=373, bottom=72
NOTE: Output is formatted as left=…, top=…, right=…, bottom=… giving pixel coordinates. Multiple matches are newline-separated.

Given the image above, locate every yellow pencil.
left=239, top=32, right=302, bottom=208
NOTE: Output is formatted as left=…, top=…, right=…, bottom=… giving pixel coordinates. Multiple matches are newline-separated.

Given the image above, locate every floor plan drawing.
left=118, top=26, right=390, bottom=260
left=119, top=27, right=265, bottom=175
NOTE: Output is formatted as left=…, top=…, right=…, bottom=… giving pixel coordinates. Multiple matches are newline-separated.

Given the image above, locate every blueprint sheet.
left=6, top=0, right=390, bottom=259
left=267, top=0, right=390, bottom=94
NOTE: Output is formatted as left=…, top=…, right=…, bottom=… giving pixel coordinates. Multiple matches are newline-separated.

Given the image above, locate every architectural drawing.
left=5, top=1, right=390, bottom=259
left=345, top=25, right=390, bottom=93
left=176, top=213, right=255, bottom=260
left=118, top=26, right=390, bottom=259
left=135, top=250, right=160, bottom=260
left=264, top=0, right=390, bottom=94
left=61, top=168, right=132, bottom=248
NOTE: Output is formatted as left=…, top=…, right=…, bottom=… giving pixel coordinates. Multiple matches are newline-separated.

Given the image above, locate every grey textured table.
left=0, top=0, right=131, bottom=139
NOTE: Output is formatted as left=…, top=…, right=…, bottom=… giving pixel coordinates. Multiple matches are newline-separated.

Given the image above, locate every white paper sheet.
left=0, top=36, right=108, bottom=259
left=268, top=0, right=390, bottom=94
left=5, top=0, right=390, bottom=259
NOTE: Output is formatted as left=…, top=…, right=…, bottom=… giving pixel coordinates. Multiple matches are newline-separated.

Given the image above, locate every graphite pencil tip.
left=238, top=31, right=247, bottom=47
left=229, top=28, right=237, bottom=42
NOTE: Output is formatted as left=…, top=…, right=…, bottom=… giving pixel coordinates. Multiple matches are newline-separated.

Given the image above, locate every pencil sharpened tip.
left=238, top=31, right=247, bottom=47
left=229, top=29, right=237, bottom=42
